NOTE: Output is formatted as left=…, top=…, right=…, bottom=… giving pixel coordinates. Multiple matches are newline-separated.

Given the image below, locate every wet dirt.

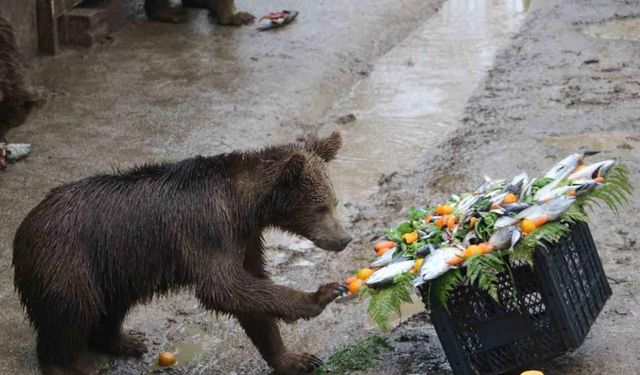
left=0, top=0, right=446, bottom=374
left=320, top=0, right=529, bottom=203
left=358, top=0, right=640, bottom=373
left=1, top=0, right=639, bottom=374
left=584, top=17, right=640, bottom=42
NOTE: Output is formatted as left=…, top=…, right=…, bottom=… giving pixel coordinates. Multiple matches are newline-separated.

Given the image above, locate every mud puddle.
left=584, top=17, right=640, bottom=41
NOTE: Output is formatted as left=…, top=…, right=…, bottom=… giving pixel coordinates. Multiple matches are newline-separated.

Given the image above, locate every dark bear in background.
left=13, top=132, right=352, bottom=375
left=0, top=15, right=34, bottom=140
left=145, top=0, right=255, bottom=25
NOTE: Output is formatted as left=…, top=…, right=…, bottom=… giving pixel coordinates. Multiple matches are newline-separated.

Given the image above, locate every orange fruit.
left=519, top=218, right=537, bottom=234
left=533, top=214, right=549, bottom=228
left=345, top=276, right=357, bottom=285
left=357, top=268, right=374, bottom=280
left=479, top=242, right=495, bottom=254
left=374, top=240, right=396, bottom=251
left=434, top=217, right=446, bottom=229
left=436, top=205, right=454, bottom=215
left=376, top=247, right=392, bottom=257
left=463, top=245, right=483, bottom=257
left=159, top=352, right=176, bottom=366
left=469, top=217, right=478, bottom=230
left=447, top=253, right=465, bottom=266
left=447, top=216, right=457, bottom=231
left=424, top=214, right=433, bottom=223
left=348, top=279, right=364, bottom=294
left=414, top=258, right=424, bottom=271
left=503, top=193, right=518, bottom=204
left=402, top=231, right=419, bottom=244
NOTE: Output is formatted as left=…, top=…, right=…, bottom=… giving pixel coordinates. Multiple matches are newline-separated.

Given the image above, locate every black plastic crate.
left=420, top=222, right=611, bottom=375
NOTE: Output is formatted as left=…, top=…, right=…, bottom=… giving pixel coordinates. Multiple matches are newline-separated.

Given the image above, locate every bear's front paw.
left=312, top=282, right=346, bottom=311
left=274, top=352, right=323, bottom=375
left=218, top=11, right=255, bottom=26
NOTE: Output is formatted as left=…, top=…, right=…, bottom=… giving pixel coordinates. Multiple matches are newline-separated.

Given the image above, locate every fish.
left=456, top=194, right=482, bottom=214
left=535, top=185, right=573, bottom=202
left=475, top=176, right=505, bottom=194
left=371, top=247, right=402, bottom=267
left=490, top=192, right=509, bottom=205
left=536, top=180, right=598, bottom=202
left=517, top=195, right=575, bottom=221
left=534, top=172, right=570, bottom=202
left=495, top=215, right=518, bottom=228
left=413, top=247, right=461, bottom=285
left=544, top=151, right=599, bottom=180
left=520, top=177, right=537, bottom=200
left=572, top=179, right=600, bottom=195
left=489, top=226, right=521, bottom=250
left=568, top=160, right=615, bottom=181
left=366, top=260, right=415, bottom=287
left=501, top=202, right=531, bottom=215
left=462, top=230, right=479, bottom=247
left=416, top=243, right=436, bottom=258
left=504, top=172, right=528, bottom=196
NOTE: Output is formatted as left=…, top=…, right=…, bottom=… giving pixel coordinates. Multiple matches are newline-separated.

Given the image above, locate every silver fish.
left=568, top=160, right=615, bottom=181
left=456, top=194, right=482, bottom=214
left=568, top=179, right=600, bottom=197
left=366, top=260, right=415, bottom=287
left=414, top=247, right=461, bottom=285
left=475, top=176, right=506, bottom=194
left=520, top=177, right=537, bottom=200
left=371, top=247, right=402, bottom=267
left=495, top=215, right=518, bottom=228
left=504, top=172, right=528, bottom=196
left=534, top=172, right=570, bottom=202
left=516, top=195, right=575, bottom=221
left=489, top=226, right=521, bottom=250
left=502, top=203, right=531, bottom=215
left=544, top=153, right=582, bottom=179
left=544, top=151, right=599, bottom=180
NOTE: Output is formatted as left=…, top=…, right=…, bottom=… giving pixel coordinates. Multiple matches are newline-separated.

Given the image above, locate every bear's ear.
left=305, top=131, right=342, bottom=162
left=278, top=152, right=306, bottom=184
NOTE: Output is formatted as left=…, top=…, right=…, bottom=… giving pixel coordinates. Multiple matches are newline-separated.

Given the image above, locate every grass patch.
left=316, top=335, right=393, bottom=374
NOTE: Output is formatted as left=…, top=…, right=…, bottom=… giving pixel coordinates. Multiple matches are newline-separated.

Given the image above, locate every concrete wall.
left=0, top=0, right=38, bottom=57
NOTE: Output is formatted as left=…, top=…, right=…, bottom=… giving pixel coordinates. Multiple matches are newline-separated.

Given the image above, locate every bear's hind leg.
left=89, top=307, right=147, bottom=357
left=209, top=0, right=255, bottom=26
left=237, top=315, right=323, bottom=375
left=37, top=326, right=87, bottom=375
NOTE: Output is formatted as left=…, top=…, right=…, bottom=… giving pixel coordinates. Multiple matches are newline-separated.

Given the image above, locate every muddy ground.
left=366, top=0, right=640, bottom=374
left=1, top=0, right=639, bottom=374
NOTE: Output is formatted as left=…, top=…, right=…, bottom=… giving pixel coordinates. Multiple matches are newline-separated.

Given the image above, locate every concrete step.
left=58, top=8, right=110, bottom=48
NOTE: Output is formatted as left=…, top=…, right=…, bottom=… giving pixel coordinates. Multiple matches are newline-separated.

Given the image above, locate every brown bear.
left=0, top=14, right=34, bottom=141
left=13, top=132, right=352, bottom=375
left=145, top=0, right=255, bottom=25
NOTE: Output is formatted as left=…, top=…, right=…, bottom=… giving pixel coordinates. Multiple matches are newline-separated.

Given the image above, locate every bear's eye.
left=315, top=206, right=329, bottom=214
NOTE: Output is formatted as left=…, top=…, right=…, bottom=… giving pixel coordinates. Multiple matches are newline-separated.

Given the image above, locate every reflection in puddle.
left=324, top=0, right=529, bottom=203
left=584, top=17, right=640, bottom=41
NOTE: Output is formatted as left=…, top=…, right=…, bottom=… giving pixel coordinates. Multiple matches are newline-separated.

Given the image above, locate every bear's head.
left=267, top=132, right=352, bottom=252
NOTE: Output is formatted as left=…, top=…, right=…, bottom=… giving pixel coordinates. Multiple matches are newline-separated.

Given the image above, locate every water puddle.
left=584, top=17, right=640, bottom=41
left=323, top=0, right=530, bottom=203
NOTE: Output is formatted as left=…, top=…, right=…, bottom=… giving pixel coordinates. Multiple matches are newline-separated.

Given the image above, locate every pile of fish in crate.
left=343, top=152, right=632, bottom=374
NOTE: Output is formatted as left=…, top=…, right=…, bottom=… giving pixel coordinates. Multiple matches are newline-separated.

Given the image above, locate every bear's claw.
left=274, top=352, right=323, bottom=374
